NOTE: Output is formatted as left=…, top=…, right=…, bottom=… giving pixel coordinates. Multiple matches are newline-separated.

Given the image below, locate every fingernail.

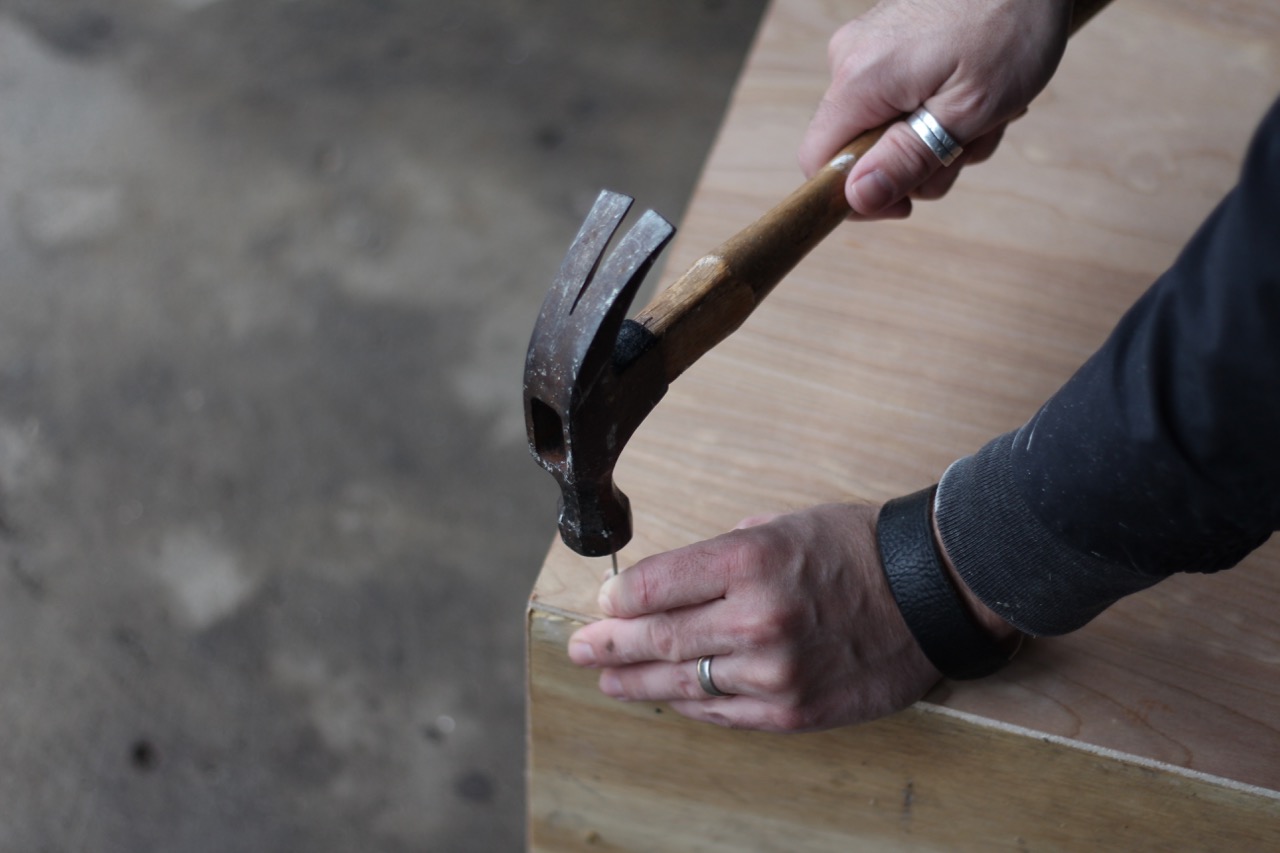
left=569, top=642, right=596, bottom=666
left=851, top=170, right=894, bottom=214
left=600, top=673, right=623, bottom=698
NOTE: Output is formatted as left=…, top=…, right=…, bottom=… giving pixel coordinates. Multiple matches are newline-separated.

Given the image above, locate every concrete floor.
left=0, top=1, right=765, bottom=850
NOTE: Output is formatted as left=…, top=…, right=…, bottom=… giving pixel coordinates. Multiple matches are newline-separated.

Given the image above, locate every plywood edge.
left=914, top=702, right=1280, bottom=803
left=531, top=591, right=1280, bottom=803
left=529, top=599, right=591, bottom=624
left=528, top=608, right=1280, bottom=851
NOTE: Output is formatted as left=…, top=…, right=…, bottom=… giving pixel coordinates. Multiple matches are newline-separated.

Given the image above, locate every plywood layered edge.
left=528, top=610, right=1280, bottom=852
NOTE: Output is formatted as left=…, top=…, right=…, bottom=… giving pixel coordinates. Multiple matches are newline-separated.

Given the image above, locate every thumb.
left=845, top=99, right=974, bottom=217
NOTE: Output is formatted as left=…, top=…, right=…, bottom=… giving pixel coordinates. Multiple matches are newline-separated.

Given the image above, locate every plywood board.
left=530, top=615, right=1280, bottom=852
left=529, top=0, right=1280, bottom=847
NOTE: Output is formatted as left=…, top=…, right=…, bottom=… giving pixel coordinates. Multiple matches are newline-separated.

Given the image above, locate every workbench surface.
left=528, top=1, right=1280, bottom=848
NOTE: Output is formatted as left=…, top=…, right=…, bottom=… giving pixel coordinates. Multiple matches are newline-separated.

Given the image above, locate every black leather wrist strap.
left=876, top=485, right=1015, bottom=680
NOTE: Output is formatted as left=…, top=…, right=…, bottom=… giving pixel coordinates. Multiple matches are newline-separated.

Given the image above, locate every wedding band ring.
left=696, top=655, right=730, bottom=698
left=908, top=108, right=963, bottom=167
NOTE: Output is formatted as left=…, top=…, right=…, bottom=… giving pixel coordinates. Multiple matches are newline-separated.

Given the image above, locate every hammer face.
left=555, top=479, right=632, bottom=558
left=524, top=190, right=674, bottom=556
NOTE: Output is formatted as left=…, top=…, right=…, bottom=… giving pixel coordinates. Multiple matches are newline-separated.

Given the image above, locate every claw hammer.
left=523, top=0, right=1113, bottom=560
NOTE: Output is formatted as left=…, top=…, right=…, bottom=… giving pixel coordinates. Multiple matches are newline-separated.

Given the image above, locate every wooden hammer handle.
left=632, top=0, right=1111, bottom=385
left=632, top=127, right=883, bottom=384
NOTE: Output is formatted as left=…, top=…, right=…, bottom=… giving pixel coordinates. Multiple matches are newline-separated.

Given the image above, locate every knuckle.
left=737, top=599, right=805, bottom=648
left=885, top=129, right=942, bottom=190
left=825, top=33, right=841, bottom=68
left=826, top=22, right=862, bottom=70
left=674, top=665, right=702, bottom=699
left=828, top=38, right=878, bottom=88
left=744, top=609, right=786, bottom=646
left=722, top=534, right=761, bottom=570
left=704, top=710, right=739, bottom=729
left=735, top=512, right=779, bottom=530
left=945, top=84, right=998, bottom=130
left=757, top=657, right=803, bottom=695
left=755, top=667, right=788, bottom=696
left=645, top=618, right=681, bottom=661
left=633, top=567, right=657, bottom=612
left=711, top=538, right=760, bottom=593
left=829, top=52, right=858, bottom=85
left=725, top=529, right=782, bottom=576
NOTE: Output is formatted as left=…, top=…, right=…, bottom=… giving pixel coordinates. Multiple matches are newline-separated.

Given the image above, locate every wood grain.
left=530, top=614, right=1280, bottom=852
left=529, top=0, right=1280, bottom=846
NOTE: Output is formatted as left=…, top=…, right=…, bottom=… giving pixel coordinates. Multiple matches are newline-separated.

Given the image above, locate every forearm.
left=934, top=94, right=1280, bottom=636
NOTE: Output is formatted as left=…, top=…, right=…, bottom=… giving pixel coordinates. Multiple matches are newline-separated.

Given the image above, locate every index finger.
left=600, top=535, right=739, bottom=618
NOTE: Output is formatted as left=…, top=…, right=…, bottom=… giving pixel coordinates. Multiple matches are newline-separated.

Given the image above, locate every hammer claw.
left=524, top=191, right=676, bottom=557
left=543, top=190, right=633, bottom=325
left=570, top=210, right=673, bottom=388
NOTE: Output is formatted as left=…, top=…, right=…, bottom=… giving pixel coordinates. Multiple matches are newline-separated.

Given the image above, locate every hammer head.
left=524, top=190, right=675, bottom=557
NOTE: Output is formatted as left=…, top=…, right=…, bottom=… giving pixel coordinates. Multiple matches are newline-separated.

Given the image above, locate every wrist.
left=930, top=501, right=1022, bottom=646
left=876, top=486, right=1022, bottom=679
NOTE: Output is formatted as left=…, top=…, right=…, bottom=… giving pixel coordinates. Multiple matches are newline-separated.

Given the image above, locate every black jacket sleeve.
left=934, top=94, right=1280, bottom=637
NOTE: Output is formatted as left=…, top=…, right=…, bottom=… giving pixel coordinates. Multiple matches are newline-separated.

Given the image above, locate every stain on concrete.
left=14, top=6, right=116, bottom=59
left=16, top=183, right=125, bottom=251
left=130, top=738, right=158, bottom=773
left=454, top=770, right=497, bottom=805
left=152, top=528, right=254, bottom=631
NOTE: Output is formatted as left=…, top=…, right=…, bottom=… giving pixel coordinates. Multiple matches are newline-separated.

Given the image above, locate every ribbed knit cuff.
left=935, top=431, right=1166, bottom=636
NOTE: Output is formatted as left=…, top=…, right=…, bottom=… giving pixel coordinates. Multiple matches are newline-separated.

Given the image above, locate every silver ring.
left=907, top=108, right=963, bottom=167
left=696, top=655, right=730, bottom=697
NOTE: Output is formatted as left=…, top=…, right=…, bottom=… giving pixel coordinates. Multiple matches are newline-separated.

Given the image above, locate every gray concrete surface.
left=0, top=1, right=766, bottom=850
